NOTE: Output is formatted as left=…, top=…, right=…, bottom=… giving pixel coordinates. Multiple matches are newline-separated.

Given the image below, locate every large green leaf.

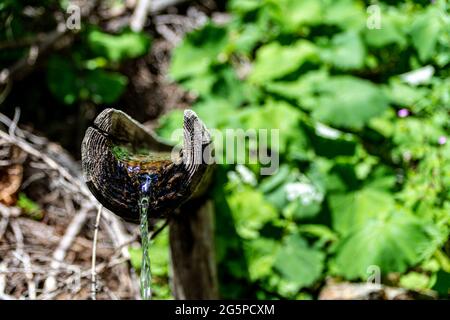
left=87, top=29, right=151, bottom=62
left=329, top=188, right=395, bottom=236
left=156, top=110, right=184, bottom=143
left=238, top=100, right=307, bottom=154
left=323, top=0, right=366, bottom=31
left=267, top=0, right=323, bottom=31
left=193, top=99, right=239, bottom=129
left=47, top=55, right=79, bottom=105
left=83, top=69, right=127, bottom=104
left=169, top=23, right=228, bottom=81
left=264, top=69, right=328, bottom=109
left=244, top=238, right=280, bottom=281
left=364, top=10, right=407, bottom=48
left=227, top=187, right=278, bottom=239
left=410, top=8, right=442, bottom=62
left=274, top=234, right=325, bottom=289
left=229, top=0, right=262, bottom=14
left=332, top=213, right=435, bottom=280
left=320, top=31, right=366, bottom=70
left=47, top=56, right=127, bottom=105
left=249, top=40, right=318, bottom=84
left=312, top=76, right=389, bottom=129
left=432, top=270, right=450, bottom=296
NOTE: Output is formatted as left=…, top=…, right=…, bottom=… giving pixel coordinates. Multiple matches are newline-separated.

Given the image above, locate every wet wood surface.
left=81, top=108, right=218, bottom=299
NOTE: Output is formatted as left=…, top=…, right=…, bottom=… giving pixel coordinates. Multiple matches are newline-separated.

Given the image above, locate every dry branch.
left=0, top=111, right=138, bottom=299
left=44, top=207, right=89, bottom=293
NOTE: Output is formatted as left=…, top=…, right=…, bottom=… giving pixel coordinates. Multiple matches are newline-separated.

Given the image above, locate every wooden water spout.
left=81, top=108, right=218, bottom=299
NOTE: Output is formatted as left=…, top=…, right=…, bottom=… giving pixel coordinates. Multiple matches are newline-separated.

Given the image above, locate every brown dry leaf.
left=0, top=145, right=25, bottom=205
left=0, top=164, right=23, bottom=205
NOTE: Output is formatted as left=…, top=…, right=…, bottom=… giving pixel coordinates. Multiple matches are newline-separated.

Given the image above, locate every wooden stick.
left=43, top=207, right=89, bottom=293
left=91, top=205, right=103, bottom=300
left=169, top=200, right=218, bottom=299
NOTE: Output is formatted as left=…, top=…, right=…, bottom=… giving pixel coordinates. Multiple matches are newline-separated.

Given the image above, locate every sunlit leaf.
left=329, top=188, right=395, bottom=236
left=312, top=76, right=389, bottom=129
left=87, top=29, right=151, bottom=62
left=274, top=234, right=325, bottom=289
left=249, top=40, right=318, bottom=84
left=332, top=213, right=435, bottom=280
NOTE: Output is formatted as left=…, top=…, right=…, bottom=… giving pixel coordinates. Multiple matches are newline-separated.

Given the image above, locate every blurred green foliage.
left=46, top=27, right=150, bottom=105
left=0, top=0, right=151, bottom=106
left=158, top=0, right=450, bottom=299
left=17, top=192, right=44, bottom=220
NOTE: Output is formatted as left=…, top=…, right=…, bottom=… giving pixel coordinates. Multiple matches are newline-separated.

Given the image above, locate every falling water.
left=112, top=145, right=170, bottom=300
left=138, top=174, right=154, bottom=300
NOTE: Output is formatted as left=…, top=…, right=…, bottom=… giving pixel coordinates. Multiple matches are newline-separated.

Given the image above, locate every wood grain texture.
left=81, top=108, right=213, bottom=223
left=170, top=199, right=219, bottom=299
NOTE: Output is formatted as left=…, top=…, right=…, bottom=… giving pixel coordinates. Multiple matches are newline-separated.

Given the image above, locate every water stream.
left=137, top=173, right=155, bottom=300
left=111, top=144, right=170, bottom=300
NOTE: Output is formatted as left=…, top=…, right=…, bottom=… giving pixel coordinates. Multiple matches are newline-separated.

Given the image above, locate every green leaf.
left=267, top=0, right=323, bottom=31
left=128, top=246, right=142, bottom=271
left=323, top=0, right=366, bottom=31
left=274, top=234, right=325, bottom=289
left=47, top=55, right=79, bottom=105
left=249, top=40, right=318, bottom=84
left=320, top=31, right=366, bottom=70
left=298, top=224, right=338, bottom=243
left=169, top=23, right=228, bottom=81
left=312, top=76, right=389, bottom=130
left=410, top=8, right=442, bottom=62
left=329, top=188, right=395, bottom=236
left=229, top=0, right=262, bottom=14
left=231, top=23, right=265, bottom=54
left=399, top=272, right=431, bottom=291
left=307, top=123, right=357, bottom=158
left=364, top=10, right=407, bottom=48
left=193, top=99, right=238, bottom=129
left=227, top=186, right=278, bottom=239
left=83, top=69, right=127, bottom=104
left=385, top=79, right=428, bottom=107
left=264, top=69, right=328, bottom=109
left=87, top=29, right=151, bottom=63
left=238, top=100, right=306, bottom=154
left=148, top=228, right=170, bottom=277
left=332, top=213, right=435, bottom=280
left=156, top=110, right=184, bottom=143
left=432, top=270, right=450, bottom=296
left=47, top=55, right=128, bottom=105
left=17, top=193, right=43, bottom=220
left=283, top=200, right=322, bottom=221
left=244, top=238, right=279, bottom=281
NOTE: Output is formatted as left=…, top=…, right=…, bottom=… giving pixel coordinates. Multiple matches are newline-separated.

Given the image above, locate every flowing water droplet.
left=137, top=173, right=156, bottom=300
left=139, top=194, right=152, bottom=300
left=111, top=144, right=171, bottom=300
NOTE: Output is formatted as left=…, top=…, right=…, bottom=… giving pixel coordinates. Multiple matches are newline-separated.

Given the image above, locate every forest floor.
left=0, top=0, right=221, bottom=300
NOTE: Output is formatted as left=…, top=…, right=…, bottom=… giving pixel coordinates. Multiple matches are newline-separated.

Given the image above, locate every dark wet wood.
left=81, top=108, right=213, bottom=223
left=81, top=108, right=218, bottom=299
left=170, top=199, right=219, bottom=299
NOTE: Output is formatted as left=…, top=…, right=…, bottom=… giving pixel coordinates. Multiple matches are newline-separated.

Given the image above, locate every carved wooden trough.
left=81, top=108, right=213, bottom=223
left=81, top=108, right=218, bottom=299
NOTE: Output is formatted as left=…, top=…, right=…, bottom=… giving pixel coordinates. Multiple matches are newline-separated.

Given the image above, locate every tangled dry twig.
left=0, top=111, right=140, bottom=300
